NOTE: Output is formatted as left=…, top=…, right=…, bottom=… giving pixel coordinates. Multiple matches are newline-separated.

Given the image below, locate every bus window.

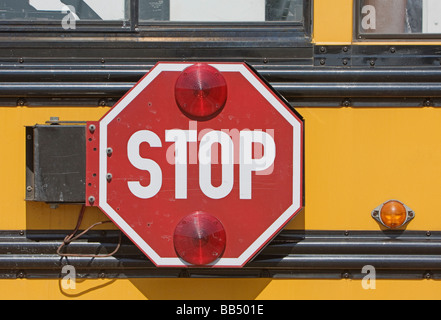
left=0, top=0, right=130, bottom=22
left=357, top=0, right=441, bottom=38
left=139, top=0, right=304, bottom=22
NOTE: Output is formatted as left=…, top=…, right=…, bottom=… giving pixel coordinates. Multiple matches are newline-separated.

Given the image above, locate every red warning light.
left=173, top=211, right=227, bottom=265
left=175, top=63, right=227, bottom=121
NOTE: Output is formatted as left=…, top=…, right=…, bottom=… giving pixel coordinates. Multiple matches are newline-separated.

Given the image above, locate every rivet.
left=88, top=196, right=95, bottom=204
left=17, top=99, right=25, bottom=106
left=342, top=99, right=351, bottom=107
left=89, top=124, right=96, bottom=133
left=424, top=99, right=432, bottom=107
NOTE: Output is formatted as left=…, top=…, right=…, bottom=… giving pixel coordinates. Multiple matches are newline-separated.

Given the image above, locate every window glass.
left=358, top=0, right=441, bottom=35
left=0, top=0, right=130, bottom=21
left=139, top=0, right=304, bottom=22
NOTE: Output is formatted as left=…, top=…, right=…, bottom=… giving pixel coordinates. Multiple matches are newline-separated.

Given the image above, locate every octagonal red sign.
left=86, top=62, right=303, bottom=267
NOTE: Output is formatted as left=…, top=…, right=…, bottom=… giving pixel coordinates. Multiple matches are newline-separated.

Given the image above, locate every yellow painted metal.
left=287, top=106, right=441, bottom=231
left=3, top=105, right=441, bottom=232
left=313, top=0, right=353, bottom=44
left=1, top=278, right=441, bottom=300
left=0, top=106, right=111, bottom=230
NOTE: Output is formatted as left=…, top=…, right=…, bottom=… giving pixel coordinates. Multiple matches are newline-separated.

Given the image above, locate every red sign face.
left=86, top=62, right=303, bottom=267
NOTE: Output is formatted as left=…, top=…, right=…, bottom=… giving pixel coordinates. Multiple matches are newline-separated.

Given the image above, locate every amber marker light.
left=371, top=200, right=415, bottom=229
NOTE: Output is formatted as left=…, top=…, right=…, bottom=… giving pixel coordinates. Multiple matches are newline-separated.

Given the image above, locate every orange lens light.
left=379, top=200, right=407, bottom=229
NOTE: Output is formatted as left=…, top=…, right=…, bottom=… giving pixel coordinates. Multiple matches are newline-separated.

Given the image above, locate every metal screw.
left=319, top=58, right=326, bottom=65
left=370, top=60, right=375, bottom=67
left=424, top=99, right=432, bottom=107
left=342, top=272, right=350, bottom=279
left=263, top=57, right=268, bottom=64
left=344, top=230, right=349, bottom=236
left=17, top=271, right=25, bottom=279
left=426, top=231, right=431, bottom=237
left=99, top=99, right=106, bottom=106
left=106, top=173, right=112, bottom=181
left=342, top=99, right=351, bottom=107
left=319, top=46, right=326, bottom=53
left=424, top=271, right=432, bottom=279
left=17, top=99, right=25, bottom=106
left=390, top=47, right=396, bottom=53
left=343, top=46, right=349, bottom=52
left=89, top=124, right=96, bottom=133
left=101, top=58, right=105, bottom=64
left=342, top=58, right=348, bottom=65
left=106, top=147, right=113, bottom=156
left=88, top=196, right=95, bottom=204
left=372, top=210, right=379, bottom=217
left=26, top=186, right=33, bottom=192
left=19, top=230, right=24, bottom=236
left=18, top=57, right=24, bottom=64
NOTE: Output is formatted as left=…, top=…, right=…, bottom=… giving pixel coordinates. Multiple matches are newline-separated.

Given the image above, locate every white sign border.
left=99, top=62, right=303, bottom=267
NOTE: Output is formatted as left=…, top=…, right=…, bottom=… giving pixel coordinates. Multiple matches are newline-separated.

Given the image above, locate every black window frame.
left=0, top=0, right=312, bottom=40
left=354, top=0, right=441, bottom=40
left=0, top=0, right=312, bottom=65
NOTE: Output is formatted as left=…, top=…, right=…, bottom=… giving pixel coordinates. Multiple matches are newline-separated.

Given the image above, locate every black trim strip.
left=1, top=230, right=441, bottom=279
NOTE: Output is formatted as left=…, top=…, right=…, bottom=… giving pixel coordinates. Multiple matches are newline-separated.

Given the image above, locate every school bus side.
left=2, top=0, right=441, bottom=299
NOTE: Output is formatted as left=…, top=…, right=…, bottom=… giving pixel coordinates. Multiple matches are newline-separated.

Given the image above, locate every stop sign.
left=86, top=62, right=303, bottom=267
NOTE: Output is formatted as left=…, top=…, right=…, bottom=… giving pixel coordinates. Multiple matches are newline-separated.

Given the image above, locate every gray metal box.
left=26, top=125, right=86, bottom=203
